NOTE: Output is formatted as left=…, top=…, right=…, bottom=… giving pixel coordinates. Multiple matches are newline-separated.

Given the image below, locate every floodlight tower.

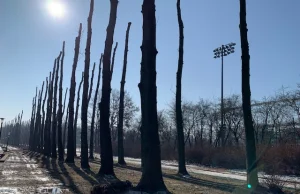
left=213, top=42, right=236, bottom=146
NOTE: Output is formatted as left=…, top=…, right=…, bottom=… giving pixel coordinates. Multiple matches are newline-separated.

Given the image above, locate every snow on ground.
left=74, top=148, right=300, bottom=189
left=0, top=149, right=67, bottom=194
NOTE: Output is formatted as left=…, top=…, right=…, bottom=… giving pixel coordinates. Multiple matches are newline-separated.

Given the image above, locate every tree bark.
left=81, top=0, right=94, bottom=169
left=29, top=88, right=37, bottom=150
left=51, top=52, right=62, bottom=158
left=135, top=0, right=167, bottom=192
left=175, top=0, right=188, bottom=176
left=239, top=0, right=259, bottom=189
left=65, top=23, right=82, bottom=163
left=41, top=77, right=49, bottom=153
left=35, top=82, right=44, bottom=152
left=117, top=22, right=131, bottom=165
left=110, top=42, right=118, bottom=82
left=98, top=0, right=119, bottom=176
left=44, top=72, right=52, bottom=156
left=74, top=72, right=84, bottom=156
left=58, top=41, right=65, bottom=161
left=89, top=54, right=103, bottom=159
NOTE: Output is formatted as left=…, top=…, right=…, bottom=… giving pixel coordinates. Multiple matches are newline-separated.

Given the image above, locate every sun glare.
left=47, top=1, right=65, bottom=19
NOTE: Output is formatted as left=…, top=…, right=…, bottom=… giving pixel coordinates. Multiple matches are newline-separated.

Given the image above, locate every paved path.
left=0, top=149, right=66, bottom=194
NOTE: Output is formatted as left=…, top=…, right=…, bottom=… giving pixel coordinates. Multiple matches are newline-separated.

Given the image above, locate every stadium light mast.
left=213, top=42, right=236, bottom=146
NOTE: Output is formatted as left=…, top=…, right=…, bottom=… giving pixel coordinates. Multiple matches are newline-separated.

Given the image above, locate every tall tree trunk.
left=239, top=0, right=259, bottom=189
left=58, top=41, right=65, bottom=161
left=30, top=88, right=37, bottom=150
left=89, top=54, right=103, bottom=159
left=81, top=0, right=94, bottom=169
left=110, top=42, right=118, bottom=81
left=175, top=0, right=188, bottom=176
left=63, top=105, right=69, bottom=150
left=35, top=82, right=44, bottom=152
left=41, top=77, right=49, bottom=153
left=98, top=0, right=118, bottom=176
left=44, top=72, right=52, bottom=156
left=135, top=0, right=167, bottom=192
left=74, top=72, right=84, bottom=156
left=65, top=23, right=82, bottom=163
left=88, top=62, right=96, bottom=103
left=52, top=52, right=62, bottom=158
left=117, top=22, right=131, bottom=165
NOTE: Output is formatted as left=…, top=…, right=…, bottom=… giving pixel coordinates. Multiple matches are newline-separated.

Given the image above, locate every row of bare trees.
left=2, top=0, right=298, bottom=192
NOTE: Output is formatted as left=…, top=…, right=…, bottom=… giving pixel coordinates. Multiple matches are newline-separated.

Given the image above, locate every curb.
left=0, top=153, right=9, bottom=162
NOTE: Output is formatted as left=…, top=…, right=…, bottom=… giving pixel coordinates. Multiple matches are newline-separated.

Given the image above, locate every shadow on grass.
left=92, top=160, right=237, bottom=193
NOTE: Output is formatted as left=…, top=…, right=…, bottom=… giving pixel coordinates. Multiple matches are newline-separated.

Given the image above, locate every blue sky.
left=0, top=0, right=299, bottom=121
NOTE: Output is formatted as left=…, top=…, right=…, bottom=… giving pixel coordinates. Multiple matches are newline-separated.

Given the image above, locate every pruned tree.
left=29, top=87, right=37, bottom=150
left=98, top=0, right=119, bottom=176
left=57, top=41, right=65, bottom=161
left=34, top=82, right=44, bottom=152
left=81, top=0, right=94, bottom=169
left=52, top=52, right=62, bottom=158
left=175, top=0, right=188, bottom=176
left=65, top=23, right=82, bottom=163
left=239, top=0, right=259, bottom=188
left=41, top=76, right=49, bottom=153
left=135, top=0, right=167, bottom=192
left=74, top=72, right=84, bottom=156
left=117, top=22, right=131, bottom=165
left=44, top=71, right=52, bottom=156
left=89, top=54, right=103, bottom=159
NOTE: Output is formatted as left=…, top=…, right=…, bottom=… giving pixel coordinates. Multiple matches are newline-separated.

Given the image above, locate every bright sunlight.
left=47, top=1, right=65, bottom=19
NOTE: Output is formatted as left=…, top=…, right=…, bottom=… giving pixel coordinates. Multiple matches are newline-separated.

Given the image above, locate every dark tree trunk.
left=74, top=72, right=84, bottom=156
left=175, top=0, right=188, bottom=176
left=34, top=82, right=44, bottom=152
left=89, top=54, right=103, bottom=159
left=110, top=42, right=118, bottom=81
left=44, top=72, right=52, bottom=156
left=52, top=52, right=62, bottom=158
left=239, top=0, right=259, bottom=189
left=41, top=77, right=49, bottom=153
left=29, top=88, right=37, bottom=150
left=63, top=105, right=69, bottom=150
left=117, top=22, right=131, bottom=165
left=81, top=0, right=94, bottom=169
left=98, top=0, right=118, bottom=176
left=88, top=62, right=96, bottom=103
left=58, top=41, right=65, bottom=161
left=135, top=0, right=167, bottom=192
left=65, top=23, right=82, bottom=163
left=32, top=87, right=39, bottom=151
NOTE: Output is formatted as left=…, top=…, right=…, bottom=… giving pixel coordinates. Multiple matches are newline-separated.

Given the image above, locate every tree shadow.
left=65, top=163, right=99, bottom=185
left=111, top=163, right=237, bottom=193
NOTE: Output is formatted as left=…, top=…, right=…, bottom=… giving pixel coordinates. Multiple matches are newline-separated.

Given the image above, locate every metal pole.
left=221, top=45, right=224, bottom=147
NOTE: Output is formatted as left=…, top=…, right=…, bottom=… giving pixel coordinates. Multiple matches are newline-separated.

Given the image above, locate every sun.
left=47, top=1, right=65, bottom=19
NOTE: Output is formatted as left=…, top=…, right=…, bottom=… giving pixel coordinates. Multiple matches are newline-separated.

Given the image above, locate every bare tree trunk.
left=88, top=63, right=96, bottom=103
left=135, top=0, right=167, bottom=192
left=110, top=42, right=118, bottom=82
left=89, top=54, right=103, bottom=159
left=65, top=23, right=82, bottom=163
left=175, top=0, right=188, bottom=176
left=52, top=52, right=62, bottom=158
left=44, top=72, right=52, bottom=156
left=63, top=105, right=69, bottom=150
left=98, top=0, right=118, bottom=176
left=41, top=77, right=49, bottom=153
left=34, top=82, right=44, bottom=152
left=81, top=0, right=94, bottom=169
left=58, top=41, right=65, bottom=161
left=239, top=0, right=259, bottom=189
left=74, top=72, right=84, bottom=156
left=29, top=88, right=37, bottom=151
left=117, top=22, right=131, bottom=165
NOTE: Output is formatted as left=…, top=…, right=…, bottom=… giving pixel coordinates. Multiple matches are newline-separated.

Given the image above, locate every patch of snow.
left=0, top=187, right=21, bottom=194
left=2, top=170, right=17, bottom=175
